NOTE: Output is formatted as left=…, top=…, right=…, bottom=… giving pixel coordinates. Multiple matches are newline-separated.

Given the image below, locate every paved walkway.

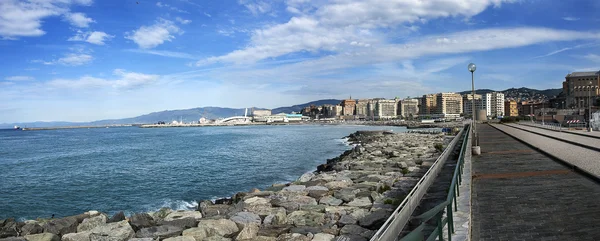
left=507, top=123, right=600, bottom=150
left=471, top=124, right=600, bottom=241
left=519, top=122, right=600, bottom=139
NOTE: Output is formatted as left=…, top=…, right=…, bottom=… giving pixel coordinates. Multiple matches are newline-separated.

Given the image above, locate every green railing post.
left=437, top=215, right=444, bottom=241
left=447, top=204, right=454, bottom=234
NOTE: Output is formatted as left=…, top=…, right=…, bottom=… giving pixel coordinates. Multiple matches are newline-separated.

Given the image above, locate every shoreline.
left=0, top=127, right=456, bottom=240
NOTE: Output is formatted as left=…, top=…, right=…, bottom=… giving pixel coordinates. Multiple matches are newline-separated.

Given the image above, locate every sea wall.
left=0, top=131, right=447, bottom=241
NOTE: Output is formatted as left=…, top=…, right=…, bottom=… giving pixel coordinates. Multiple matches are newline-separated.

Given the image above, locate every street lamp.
left=589, top=81, right=594, bottom=132
left=468, top=63, right=480, bottom=155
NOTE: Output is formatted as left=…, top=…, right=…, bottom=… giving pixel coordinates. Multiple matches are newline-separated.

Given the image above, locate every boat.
left=14, top=125, right=21, bottom=130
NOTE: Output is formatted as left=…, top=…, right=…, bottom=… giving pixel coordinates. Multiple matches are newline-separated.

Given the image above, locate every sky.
left=1, top=0, right=600, bottom=123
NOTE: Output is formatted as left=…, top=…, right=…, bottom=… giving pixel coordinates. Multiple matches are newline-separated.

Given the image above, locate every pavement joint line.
left=488, top=124, right=600, bottom=185
left=520, top=123, right=600, bottom=140
left=472, top=169, right=572, bottom=179
left=482, top=149, right=536, bottom=154
left=479, top=140, right=519, bottom=144
left=504, top=124, right=600, bottom=153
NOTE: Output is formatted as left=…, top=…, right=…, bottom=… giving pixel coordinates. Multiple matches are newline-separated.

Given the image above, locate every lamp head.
left=468, top=63, right=476, bottom=72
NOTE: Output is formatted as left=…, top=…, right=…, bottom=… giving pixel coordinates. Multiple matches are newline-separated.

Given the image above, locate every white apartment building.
left=482, top=92, right=505, bottom=117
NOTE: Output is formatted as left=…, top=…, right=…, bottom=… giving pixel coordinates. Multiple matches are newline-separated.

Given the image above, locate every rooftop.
left=566, top=71, right=600, bottom=78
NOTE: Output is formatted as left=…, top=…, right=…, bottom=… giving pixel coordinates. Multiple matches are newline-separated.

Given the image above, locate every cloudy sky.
left=1, top=0, right=600, bottom=122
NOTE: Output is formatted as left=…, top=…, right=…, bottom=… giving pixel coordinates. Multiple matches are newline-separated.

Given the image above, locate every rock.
left=43, top=216, right=79, bottom=236
left=339, top=225, right=370, bottom=236
left=336, top=235, right=367, bottom=241
left=89, top=220, right=135, bottom=241
left=128, top=213, right=156, bottom=232
left=20, top=223, right=43, bottom=236
left=305, top=186, right=329, bottom=199
left=196, top=219, right=239, bottom=237
left=334, top=188, right=359, bottom=203
left=0, top=237, right=26, bottom=241
left=23, top=233, right=60, bottom=241
left=398, top=162, right=408, bottom=168
left=214, top=198, right=233, bottom=205
left=282, top=185, right=306, bottom=193
left=276, top=233, right=310, bottom=241
left=256, top=225, right=292, bottom=237
left=151, top=208, right=173, bottom=222
left=163, top=236, right=196, bottom=241
left=158, top=217, right=198, bottom=229
left=324, top=181, right=352, bottom=190
left=229, top=212, right=261, bottom=228
left=286, top=211, right=325, bottom=227
left=202, top=237, right=231, bottom=241
left=358, top=209, right=389, bottom=229
left=345, top=197, right=372, bottom=208
left=107, top=212, right=126, bottom=223
left=248, top=237, right=276, bottom=241
left=298, top=172, right=315, bottom=183
left=163, top=211, right=203, bottom=222
left=312, top=233, right=335, bottom=241
left=234, top=223, right=259, bottom=240
left=236, top=197, right=272, bottom=216
left=1, top=218, right=19, bottom=238
left=263, top=209, right=287, bottom=226
left=134, top=225, right=181, bottom=240
left=319, top=196, right=343, bottom=206
left=61, top=232, right=91, bottom=241
left=84, top=211, right=100, bottom=217
left=338, top=215, right=357, bottom=226
left=298, top=205, right=326, bottom=213
left=289, top=226, right=320, bottom=235
left=198, top=204, right=233, bottom=218
left=350, top=209, right=369, bottom=220
left=128, top=239, right=153, bottom=241
left=250, top=188, right=261, bottom=193
left=77, top=214, right=107, bottom=232
left=407, top=166, right=419, bottom=172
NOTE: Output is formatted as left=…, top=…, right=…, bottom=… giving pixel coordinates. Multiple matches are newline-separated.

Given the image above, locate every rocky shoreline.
left=0, top=130, right=448, bottom=241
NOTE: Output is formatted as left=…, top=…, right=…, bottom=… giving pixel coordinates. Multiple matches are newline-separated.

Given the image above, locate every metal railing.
left=522, top=121, right=563, bottom=131
left=369, top=125, right=468, bottom=241
left=397, top=124, right=470, bottom=241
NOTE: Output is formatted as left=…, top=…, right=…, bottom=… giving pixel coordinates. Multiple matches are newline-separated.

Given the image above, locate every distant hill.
left=272, top=99, right=342, bottom=114
left=0, top=99, right=343, bottom=128
left=459, top=87, right=562, bottom=102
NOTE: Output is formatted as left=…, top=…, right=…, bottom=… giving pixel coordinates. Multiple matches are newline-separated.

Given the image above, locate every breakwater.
left=0, top=130, right=447, bottom=241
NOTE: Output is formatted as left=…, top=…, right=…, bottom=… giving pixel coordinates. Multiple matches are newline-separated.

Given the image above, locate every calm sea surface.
left=0, top=125, right=408, bottom=220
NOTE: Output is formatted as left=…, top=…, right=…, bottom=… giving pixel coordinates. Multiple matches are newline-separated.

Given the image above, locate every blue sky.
left=1, top=0, right=600, bottom=122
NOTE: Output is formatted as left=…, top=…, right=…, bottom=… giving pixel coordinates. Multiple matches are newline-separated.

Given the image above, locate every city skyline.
left=1, top=0, right=600, bottom=122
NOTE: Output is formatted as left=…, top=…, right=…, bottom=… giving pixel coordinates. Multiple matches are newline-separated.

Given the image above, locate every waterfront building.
left=399, top=98, right=419, bottom=118
left=420, top=94, right=437, bottom=116
left=252, top=109, right=272, bottom=117
left=483, top=92, right=505, bottom=117
left=563, top=71, right=600, bottom=108
left=341, top=97, right=356, bottom=116
left=504, top=100, right=518, bottom=117
left=462, top=94, right=483, bottom=118
left=374, top=99, right=398, bottom=119
left=334, top=105, right=343, bottom=117
left=435, top=92, right=463, bottom=119
left=355, top=99, right=370, bottom=118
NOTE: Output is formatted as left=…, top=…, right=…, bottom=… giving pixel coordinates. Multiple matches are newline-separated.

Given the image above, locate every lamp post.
left=468, top=63, right=480, bottom=155
left=589, top=81, right=593, bottom=132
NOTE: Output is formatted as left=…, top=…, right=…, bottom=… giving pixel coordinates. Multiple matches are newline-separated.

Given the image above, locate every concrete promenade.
left=471, top=124, right=600, bottom=241
left=506, top=123, right=600, bottom=151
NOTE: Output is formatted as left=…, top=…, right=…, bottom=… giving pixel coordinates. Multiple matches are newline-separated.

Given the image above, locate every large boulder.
left=19, top=223, right=43, bottom=236
left=198, top=219, right=239, bottom=237
left=234, top=223, right=259, bottom=240
left=135, top=225, right=182, bottom=240
left=61, top=232, right=91, bottom=241
left=276, top=233, right=311, bottom=241
left=229, top=212, right=261, bottom=228
left=236, top=197, right=272, bottom=216
left=128, top=213, right=156, bottom=232
left=338, top=215, right=357, bottom=226
left=334, top=188, right=359, bottom=203
left=77, top=214, right=107, bottom=232
left=256, top=225, right=292, bottom=237
left=24, top=233, right=60, bottom=241
left=89, top=220, right=135, bottom=241
left=281, top=185, right=306, bottom=193
left=0, top=238, right=26, bottom=241
left=312, top=233, right=335, bottom=241
left=345, top=197, right=372, bottom=208
left=198, top=204, right=233, bottom=218
left=358, top=209, right=389, bottom=229
left=298, top=173, right=315, bottom=183
left=150, top=208, right=172, bottom=222
left=163, top=211, right=203, bottom=222
left=0, top=218, right=19, bottom=238
left=339, top=224, right=370, bottom=236
left=263, top=209, right=287, bottom=226
left=107, top=212, right=125, bottom=223
left=319, top=196, right=343, bottom=206
left=158, top=217, right=198, bottom=229
left=289, top=226, right=320, bottom=235
left=286, top=211, right=325, bottom=227
left=306, top=186, right=329, bottom=199
left=324, top=181, right=352, bottom=190
left=162, top=237, right=195, bottom=241
left=43, top=217, right=79, bottom=236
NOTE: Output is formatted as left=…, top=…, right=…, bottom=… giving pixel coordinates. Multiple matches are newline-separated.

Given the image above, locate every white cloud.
left=57, top=53, right=93, bottom=66
left=0, top=0, right=94, bottom=39
left=175, top=17, right=191, bottom=24
left=239, top=0, right=272, bottom=16
left=204, top=12, right=212, bottom=17
left=4, top=76, right=35, bottom=81
left=583, top=54, right=600, bottom=63
left=64, top=12, right=94, bottom=28
left=126, top=49, right=195, bottom=59
left=562, top=17, right=580, bottom=21
left=48, top=69, right=160, bottom=90
left=125, top=18, right=183, bottom=49
left=68, top=30, right=114, bottom=45
left=156, top=1, right=188, bottom=13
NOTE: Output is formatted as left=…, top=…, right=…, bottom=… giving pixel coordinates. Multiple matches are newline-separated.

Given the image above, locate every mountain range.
left=1, top=88, right=562, bottom=128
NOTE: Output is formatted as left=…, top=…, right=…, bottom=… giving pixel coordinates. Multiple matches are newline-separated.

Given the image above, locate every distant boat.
left=14, top=125, right=21, bottom=130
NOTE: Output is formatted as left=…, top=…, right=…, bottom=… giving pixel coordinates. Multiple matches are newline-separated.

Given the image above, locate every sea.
left=0, top=124, right=408, bottom=220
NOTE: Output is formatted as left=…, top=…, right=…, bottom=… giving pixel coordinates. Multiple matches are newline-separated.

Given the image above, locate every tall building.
left=462, top=94, right=483, bottom=118
left=340, top=97, right=356, bottom=116
left=375, top=99, right=397, bottom=119
left=504, top=100, right=518, bottom=117
left=483, top=92, right=506, bottom=117
left=355, top=99, right=370, bottom=118
left=435, top=92, right=463, bottom=118
left=420, top=94, right=437, bottom=116
left=563, top=71, right=600, bottom=108
left=399, top=99, right=419, bottom=118
left=334, top=105, right=343, bottom=117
